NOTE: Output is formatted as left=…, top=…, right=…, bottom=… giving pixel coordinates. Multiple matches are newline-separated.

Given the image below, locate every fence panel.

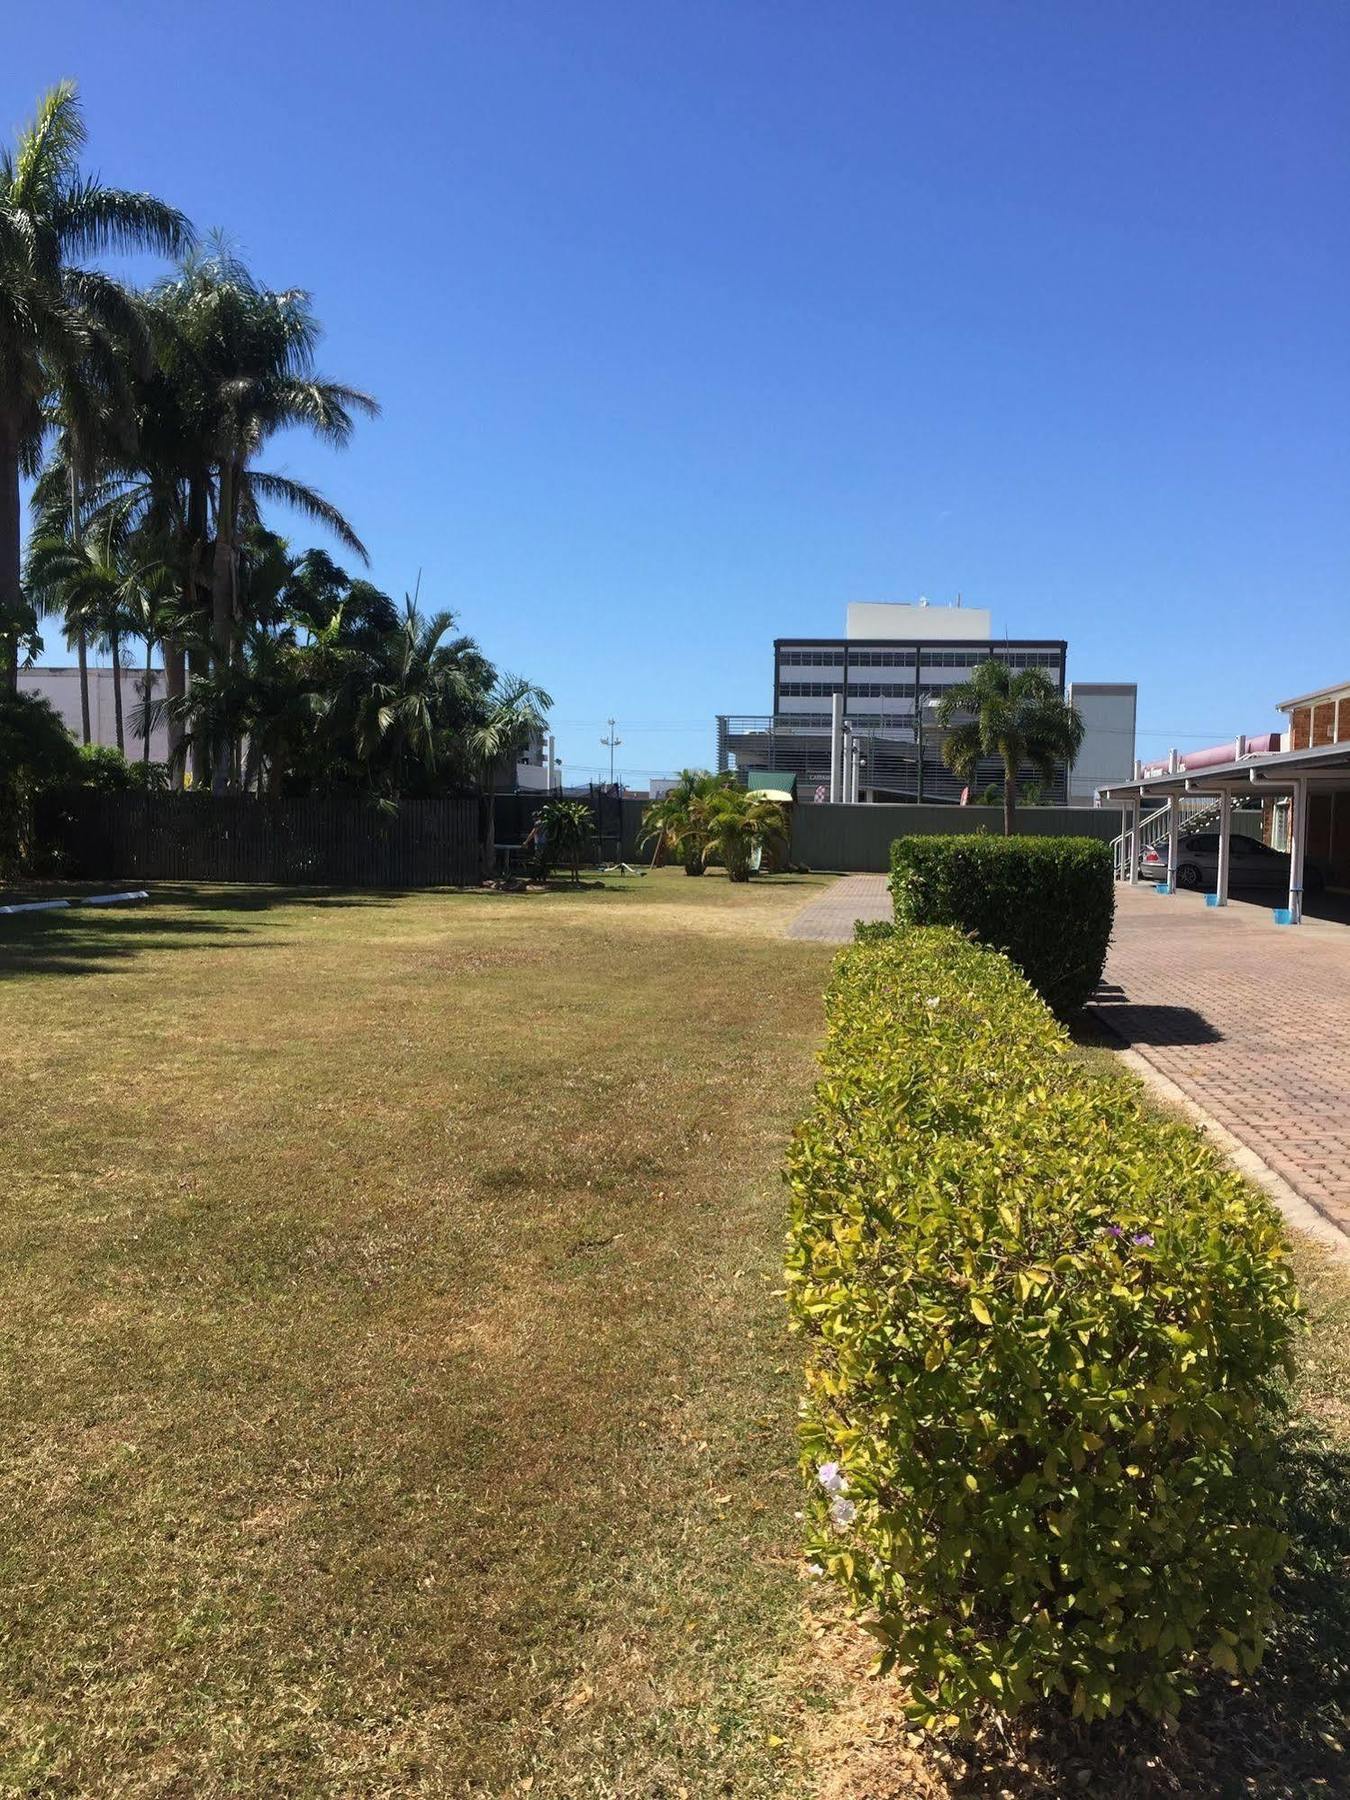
left=790, top=802, right=1126, bottom=873
left=46, top=792, right=482, bottom=888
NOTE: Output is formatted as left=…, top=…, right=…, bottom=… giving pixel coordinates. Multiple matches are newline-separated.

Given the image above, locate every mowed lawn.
left=0, top=871, right=836, bottom=1797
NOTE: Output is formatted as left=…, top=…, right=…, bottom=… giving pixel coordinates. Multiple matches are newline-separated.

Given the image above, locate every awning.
left=1099, top=741, right=1350, bottom=803
left=745, top=770, right=797, bottom=803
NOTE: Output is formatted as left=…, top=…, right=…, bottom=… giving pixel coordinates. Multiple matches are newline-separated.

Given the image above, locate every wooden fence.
left=45, top=793, right=483, bottom=888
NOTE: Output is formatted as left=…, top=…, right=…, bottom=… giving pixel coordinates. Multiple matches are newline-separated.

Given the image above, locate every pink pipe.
left=1140, top=732, right=1280, bottom=779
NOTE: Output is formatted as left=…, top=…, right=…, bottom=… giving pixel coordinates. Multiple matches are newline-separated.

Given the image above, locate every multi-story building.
left=718, top=600, right=1101, bottom=803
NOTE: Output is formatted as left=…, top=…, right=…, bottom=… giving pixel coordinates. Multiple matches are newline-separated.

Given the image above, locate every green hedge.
left=785, top=928, right=1298, bottom=1730
left=889, top=833, right=1114, bottom=1014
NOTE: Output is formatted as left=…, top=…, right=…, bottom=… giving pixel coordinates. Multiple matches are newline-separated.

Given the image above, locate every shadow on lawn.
left=0, top=884, right=412, bottom=979
left=946, top=1430, right=1350, bottom=1799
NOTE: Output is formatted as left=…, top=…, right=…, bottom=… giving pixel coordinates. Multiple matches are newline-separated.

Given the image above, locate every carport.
left=1100, top=740, right=1350, bottom=925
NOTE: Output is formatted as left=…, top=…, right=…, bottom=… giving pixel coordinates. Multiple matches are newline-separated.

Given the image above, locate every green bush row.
left=785, top=926, right=1298, bottom=1730
left=889, top=833, right=1114, bottom=1014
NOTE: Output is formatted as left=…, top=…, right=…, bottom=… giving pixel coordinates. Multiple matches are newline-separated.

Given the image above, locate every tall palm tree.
left=150, top=247, right=378, bottom=789
left=0, top=80, right=191, bottom=690
left=26, top=507, right=168, bottom=757
left=934, top=660, right=1084, bottom=835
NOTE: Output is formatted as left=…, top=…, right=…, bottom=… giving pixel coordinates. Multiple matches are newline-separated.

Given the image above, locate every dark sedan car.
left=1140, top=831, right=1325, bottom=893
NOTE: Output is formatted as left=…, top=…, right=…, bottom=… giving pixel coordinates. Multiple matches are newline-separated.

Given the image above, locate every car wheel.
left=1177, top=862, right=1202, bottom=889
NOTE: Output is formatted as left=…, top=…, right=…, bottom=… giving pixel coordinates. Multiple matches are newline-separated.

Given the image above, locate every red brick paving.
left=1090, top=885, right=1350, bottom=1242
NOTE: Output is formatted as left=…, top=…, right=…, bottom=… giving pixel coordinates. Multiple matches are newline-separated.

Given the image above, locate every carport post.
left=1129, top=794, right=1143, bottom=884
left=1288, top=777, right=1308, bottom=925
left=1215, top=790, right=1231, bottom=906
left=1166, top=795, right=1180, bottom=893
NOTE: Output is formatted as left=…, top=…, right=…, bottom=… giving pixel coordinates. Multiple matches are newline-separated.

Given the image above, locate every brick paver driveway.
left=1090, top=885, right=1350, bottom=1243
left=786, top=874, right=891, bottom=941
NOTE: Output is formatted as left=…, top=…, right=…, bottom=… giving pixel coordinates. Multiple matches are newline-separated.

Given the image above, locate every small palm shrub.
left=890, top=833, right=1114, bottom=1014
left=698, top=789, right=788, bottom=882
left=639, top=769, right=735, bottom=874
left=533, top=797, right=594, bottom=884
left=786, top=927, right=1298, bottom=1732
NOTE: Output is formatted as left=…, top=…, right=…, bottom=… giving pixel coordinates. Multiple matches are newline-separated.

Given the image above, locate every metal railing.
left=1109, top=797, right=1255, bottom=878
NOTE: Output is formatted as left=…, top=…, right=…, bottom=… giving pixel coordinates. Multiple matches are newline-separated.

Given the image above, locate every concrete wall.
left=790, top=801, right=1125, bottom=873
left=19, top=665, right=170, bottom=763
left=845, top=602, right=993, bottom=641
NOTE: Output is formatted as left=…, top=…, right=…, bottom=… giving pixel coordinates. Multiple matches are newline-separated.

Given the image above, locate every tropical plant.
left=532, top=797, right=594, bottom=885
left=697, top=788, right=789, bottom=882
left=0, top=80, right=191, bottom=692
left=25, top=508, right=170, bottom=756
left=639, top=769, right=736, bottom=874
left=934, top=660, right=1084, bottom=835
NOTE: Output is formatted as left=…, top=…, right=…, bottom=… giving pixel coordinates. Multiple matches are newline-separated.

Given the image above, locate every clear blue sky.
left=9, top=1, right=1348, bottom=780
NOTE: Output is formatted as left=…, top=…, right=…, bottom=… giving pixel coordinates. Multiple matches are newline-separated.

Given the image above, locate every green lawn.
left=0, top=871, right=835, bottom=1797
left=3, top=873, right=1348, bottom=1799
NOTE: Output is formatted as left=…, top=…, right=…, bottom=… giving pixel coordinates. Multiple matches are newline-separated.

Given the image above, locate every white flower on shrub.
left=816, top=1461, right=848, bottom=1495
left=925, top=996, right=941, bottom=1008
left=807, top=1561, right=825, bottom=1577
left=829, top=1496, right=857, bottom=1529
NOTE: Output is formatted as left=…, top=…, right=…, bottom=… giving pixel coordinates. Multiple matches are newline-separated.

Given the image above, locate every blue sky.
left=9, top=1, right=1348, bottom=780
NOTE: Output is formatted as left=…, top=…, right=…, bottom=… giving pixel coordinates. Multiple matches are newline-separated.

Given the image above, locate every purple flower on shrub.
left=817, top=1462, right=847, bottom=1496
left=829, top=1496, right=857, bottom=1529
left=1105, top=1224, right=1125, bottom=1239
left=1131, top=1231, right=1156, bottom=1248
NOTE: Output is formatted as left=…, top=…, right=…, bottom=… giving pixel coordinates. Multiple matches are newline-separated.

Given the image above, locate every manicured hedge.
left=785, top=927, right=1298, bottom=1731
left=889, top=833, right=1114, bottom=1014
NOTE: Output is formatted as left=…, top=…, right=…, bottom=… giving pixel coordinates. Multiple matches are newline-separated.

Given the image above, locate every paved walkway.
left=1090, top=884, right=1350, bottom=1244
left=785, top=874, right=891, bottom=941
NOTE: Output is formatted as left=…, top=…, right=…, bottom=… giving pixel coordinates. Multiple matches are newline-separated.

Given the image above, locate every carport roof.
left=1098, top=740, right=1350, bottom=802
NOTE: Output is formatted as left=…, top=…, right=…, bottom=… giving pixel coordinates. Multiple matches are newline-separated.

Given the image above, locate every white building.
left=1067, top=682, right=1139, bottom=807
left=18, top=664, right=170, bottom=763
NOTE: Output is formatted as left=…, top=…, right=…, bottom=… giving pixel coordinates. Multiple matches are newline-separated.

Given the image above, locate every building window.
left=778, top=648, right=844, bottom=667
left=778, top=680, right=843, bottom=698
left=848, top=650, right=916, bottom=669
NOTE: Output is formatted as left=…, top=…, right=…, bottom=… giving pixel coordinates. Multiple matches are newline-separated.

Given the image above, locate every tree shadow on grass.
left=0, top=909, right=266, bottom=979
left=0, top=882, right=489, bottom=978
left=945, top=1429, right=1350, bottom=1798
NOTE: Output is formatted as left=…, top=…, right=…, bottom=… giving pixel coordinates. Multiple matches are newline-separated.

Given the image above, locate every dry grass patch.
left=0, top=870, right=833, bottom=1797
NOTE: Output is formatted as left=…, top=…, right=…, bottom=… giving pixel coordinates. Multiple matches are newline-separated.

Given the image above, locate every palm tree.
left=26, top=506, right=168, bottom=757
left=532, top=797, right=594, bottom=885
left=0, top=80, right=191, bottom=691
left=639, top=769, right=736, bottom=874
left=933, top=660, right=1084, bottom=835
left=698, top=789, right=789, bottom=882
left=150, top=246, right=378, bottom=789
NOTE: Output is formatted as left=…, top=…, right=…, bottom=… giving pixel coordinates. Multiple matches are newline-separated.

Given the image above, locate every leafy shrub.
left=785, top=927, right=1298, bottom=1731
left=0, top=692, right=81, bottom=880
left=890, top=833, right=1114, bottom=1014
left=72, top=743, right=168, bottom=793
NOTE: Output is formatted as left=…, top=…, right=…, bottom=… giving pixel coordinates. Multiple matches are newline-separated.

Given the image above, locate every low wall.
left=791, top=803, right=1125, bottom=873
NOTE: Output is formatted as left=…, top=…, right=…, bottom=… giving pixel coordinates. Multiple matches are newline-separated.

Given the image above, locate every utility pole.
left=601, top=718, right=622, bottom=788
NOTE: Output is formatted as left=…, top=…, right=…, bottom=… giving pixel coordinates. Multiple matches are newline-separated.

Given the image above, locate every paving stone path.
left=785, top=874, right=891, bottom=942
left=1090, top=884, right=1350, bottom=1243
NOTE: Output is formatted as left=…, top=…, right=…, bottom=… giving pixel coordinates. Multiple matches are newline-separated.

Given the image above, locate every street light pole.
left=601, top=718, right=622, bottom=788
